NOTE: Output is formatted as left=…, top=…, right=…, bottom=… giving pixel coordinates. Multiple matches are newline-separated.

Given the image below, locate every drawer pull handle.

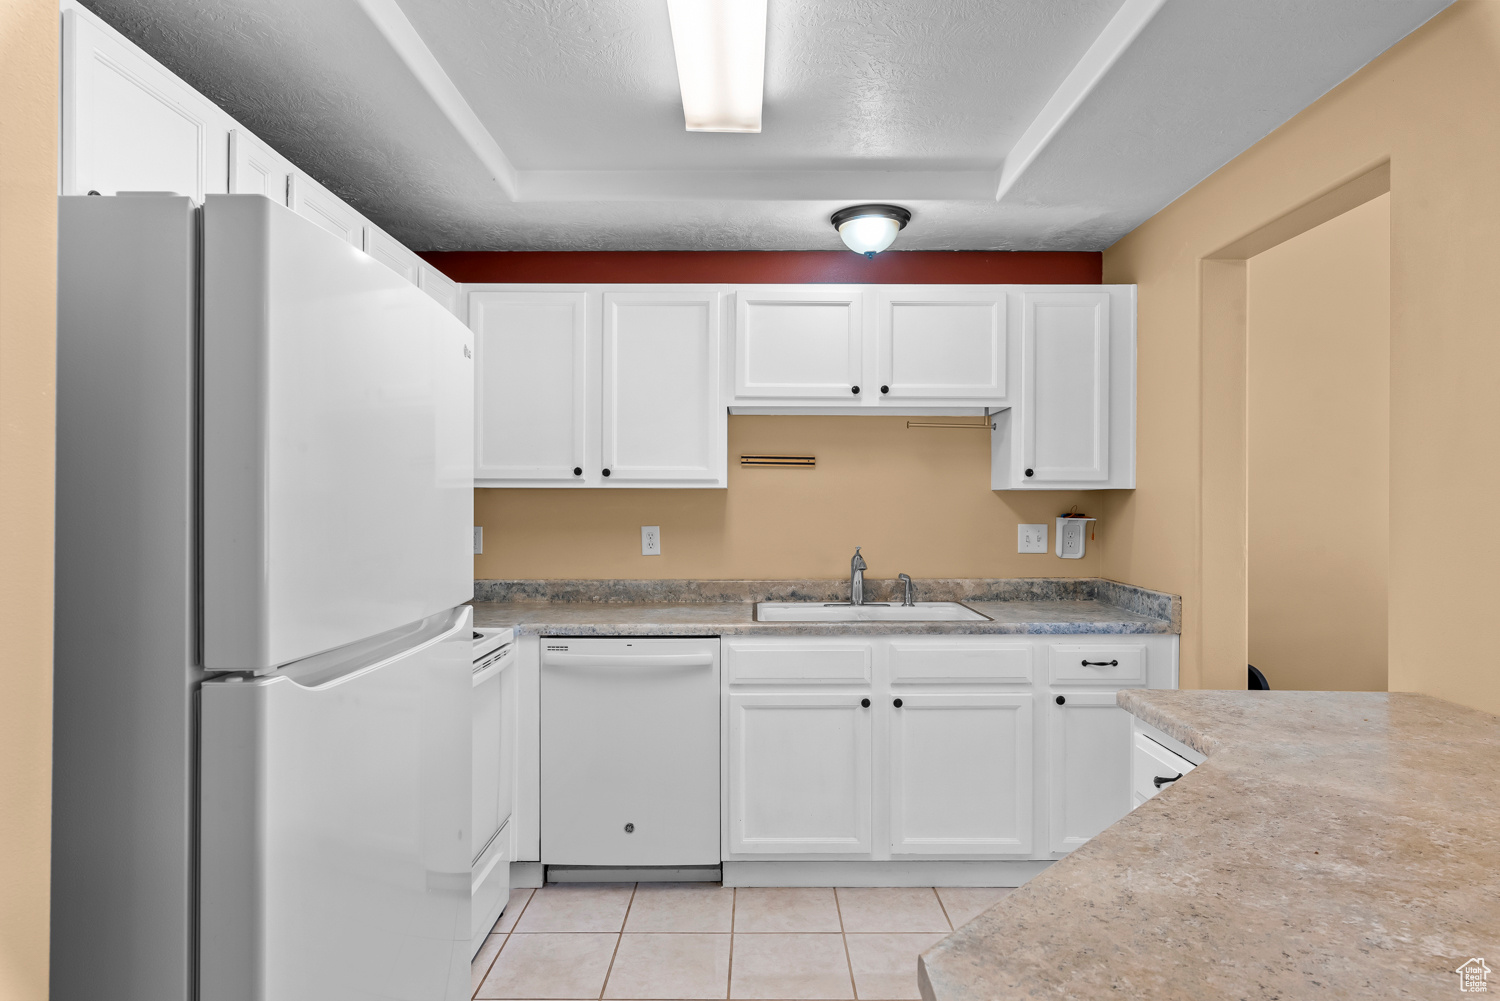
left=1082, top=659, right=1119, bottom=667
left=1153, top=773, right=1182, bottom=788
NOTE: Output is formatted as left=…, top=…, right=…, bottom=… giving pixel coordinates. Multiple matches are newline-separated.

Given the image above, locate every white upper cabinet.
left=366, top=225, right=423, bottom=286
left=993, top=287, right=1135, bottom=490
left=287, top=172, right=365, bottom=249
left=601, top=292, right=725, bottom=485
left=875, top=287, right=1008, bottom=403
left=887, top=692, right=1033, bottom=856
left=420, top=263, right=462, bottom=318
left=61, top=9, right=231, bottom=201
left=733, top=286, right=865, bottom=401
left=470, top=291, right=590, bottom=485
left=227, top=129, right=291, bottom=204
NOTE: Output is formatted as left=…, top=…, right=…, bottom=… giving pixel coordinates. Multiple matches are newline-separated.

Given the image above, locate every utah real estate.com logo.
left=1457, top=959, right=1491, bottom=993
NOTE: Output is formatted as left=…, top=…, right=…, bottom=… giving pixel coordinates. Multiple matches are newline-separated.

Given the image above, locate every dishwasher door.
left=541, top=638, right=719, bottom=866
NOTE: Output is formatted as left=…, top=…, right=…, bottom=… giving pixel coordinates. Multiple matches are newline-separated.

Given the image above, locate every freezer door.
left=200, top=606, right=472, bottom=1001
left=203, top=194, right=473, bottom=672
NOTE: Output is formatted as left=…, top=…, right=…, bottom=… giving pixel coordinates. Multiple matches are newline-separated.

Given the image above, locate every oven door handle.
left=472, top=647, right=514, bottom=687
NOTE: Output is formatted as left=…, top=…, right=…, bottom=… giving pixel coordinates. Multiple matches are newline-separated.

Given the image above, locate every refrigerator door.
left=203, top=194, right=473, bottom=672
left=200, top=606, right=472, bottom=1001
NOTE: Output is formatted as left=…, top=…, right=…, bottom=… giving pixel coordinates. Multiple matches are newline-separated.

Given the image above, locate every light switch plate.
left=1018, top=524, right=1047, bottom=553
left=641, top=526, right=661, bottom=556
left=473, top=526, right=483, bottom=555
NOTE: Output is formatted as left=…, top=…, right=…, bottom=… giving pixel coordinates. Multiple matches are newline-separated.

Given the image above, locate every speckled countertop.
left=919, top=690, right=1500, bottom=1000
left=467, top=577, right=1180, bottom=637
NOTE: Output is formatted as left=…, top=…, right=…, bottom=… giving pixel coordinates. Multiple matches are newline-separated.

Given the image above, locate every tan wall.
left=0, top=0, right=57, bottom=996
left=476, top=416, right=1112, bottom=580
left=1103, top=1, right=1500, bottom=714
left=1246, top=194, right=1390, bottom=692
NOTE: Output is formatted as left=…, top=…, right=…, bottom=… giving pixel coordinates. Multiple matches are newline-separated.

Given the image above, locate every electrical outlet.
left=641, top=526, right=661, bottom=556
left=1055, top=517, right=1093, bottom=559
left=1018, top=524, right=1047, bottom=553
left=473, top=526, right=483, bottom=555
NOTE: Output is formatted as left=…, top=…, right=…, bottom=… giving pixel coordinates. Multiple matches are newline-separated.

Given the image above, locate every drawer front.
left=1132, top=731, right=1196, bottom=802
left=1048, top=643, right=1146, bottom=685
left=725, top=640, right=874, bottom=685
left=888, top=640, right=1032, bottom=684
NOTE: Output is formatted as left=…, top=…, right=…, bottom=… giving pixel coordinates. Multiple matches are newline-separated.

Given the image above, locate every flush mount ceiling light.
left=665, top=0, right=767, bottom=132
left=831, top=204, right=912, bottom=257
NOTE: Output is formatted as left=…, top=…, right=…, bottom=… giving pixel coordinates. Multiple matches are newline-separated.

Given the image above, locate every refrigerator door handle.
left=278, top=609, right=470, bottom=692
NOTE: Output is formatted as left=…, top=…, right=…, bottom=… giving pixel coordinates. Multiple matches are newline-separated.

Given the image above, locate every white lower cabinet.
left=1046, top=690, right=1135, bottom=854
left=724, top=634, right=1174, bottom=863
left=888, top=693, right=1033, bottom=855
left=727, top=692, right=872, bottom=854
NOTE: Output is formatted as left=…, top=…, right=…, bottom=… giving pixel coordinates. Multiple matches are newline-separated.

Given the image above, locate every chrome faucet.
left=898, top=573, right=915, bottom=607
left=850, top=547, right=867, bottom=605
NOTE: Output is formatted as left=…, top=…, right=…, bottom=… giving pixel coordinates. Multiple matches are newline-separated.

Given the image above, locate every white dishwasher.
left=541, top=638, right=720, bottom=866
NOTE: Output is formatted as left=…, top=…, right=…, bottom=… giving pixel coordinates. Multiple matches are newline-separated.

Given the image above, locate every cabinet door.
left=228, top=129, right=291, bottom=205
left=419, top=263, right=462, bottom=318
left=1047, top=691, right=1133, bottom=853
left=601, top=292, right=725, bottom=486
left=733, top=287, right=865, bottom=400
left=470, top=292, right=590, bottom=484
left=1020, top=292, right=1110, bottom=484
left=287, top=172, right=365, bottom=249
left=889, top=694, right=1033, bottom=855
left=728, top=693, right=872, bottom=854
left=366, top=226, right=422, bottom=286
left=61, top=10, right=230, bottom=201
left=875, top=287, right=1007, bottom=402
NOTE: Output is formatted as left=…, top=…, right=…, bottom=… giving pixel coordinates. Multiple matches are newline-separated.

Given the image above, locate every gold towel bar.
left=740, top=454, right=816, bottom=467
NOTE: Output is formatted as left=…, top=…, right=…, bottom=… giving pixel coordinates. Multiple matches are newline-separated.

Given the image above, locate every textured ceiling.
left=81, top=0, right=1449, bottom=252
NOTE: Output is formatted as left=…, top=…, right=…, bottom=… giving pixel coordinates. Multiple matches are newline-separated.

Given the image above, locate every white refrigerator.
left=52, top=194, right=474, bottom=1001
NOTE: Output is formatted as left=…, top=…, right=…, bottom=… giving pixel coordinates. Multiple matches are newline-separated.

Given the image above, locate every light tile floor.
left=471, top=883, right=1013, bottom=1001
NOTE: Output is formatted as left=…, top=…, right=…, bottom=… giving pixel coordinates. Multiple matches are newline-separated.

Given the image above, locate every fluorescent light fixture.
left=831, top=204, right=912, bottom=257
left=665, top=0, right=767, bottom=132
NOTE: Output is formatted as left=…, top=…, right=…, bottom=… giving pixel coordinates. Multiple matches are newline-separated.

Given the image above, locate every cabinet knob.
left=860, top=698, right=870, bottom=708
left=851, top=385, right=861, bottom=395
left=624, top=822, right=635, bottom=833
left=1025, top=468, right=1035, bottom=478
left=880, top=385, right=890, bottom=394
left=1055, top=695, right=1066, bottom=705
left=573, top=467, right=582, bottom=476
left=892, top=697, right=903, bottom=708
left=602, top=468, right=611, bottom=477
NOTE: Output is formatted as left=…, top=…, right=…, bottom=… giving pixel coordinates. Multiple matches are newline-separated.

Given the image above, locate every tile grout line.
left=726, top=885, right=736, bottom=1000
left=931, top=887, right=955, bottom=931
left=597, top=882, right=638, bottom=1000
left=472, top=887, right=536, bottom=1000
left=834, top=887, right=859, bottom=1001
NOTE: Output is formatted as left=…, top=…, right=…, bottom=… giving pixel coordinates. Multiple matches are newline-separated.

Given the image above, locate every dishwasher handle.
left=543, top=651, right=714, bottom=670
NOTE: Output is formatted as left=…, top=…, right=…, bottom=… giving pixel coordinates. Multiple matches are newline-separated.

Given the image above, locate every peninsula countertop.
left=919, top=690, right=1500, bottom=1000
left=467, top=577, right=1180, bottom=637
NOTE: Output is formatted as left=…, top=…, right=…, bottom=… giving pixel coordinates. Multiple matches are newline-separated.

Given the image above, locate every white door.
left=1047, top=690, right=1133, bottom=853
left=287, top=171, right=365, bottom=249
left=733, top=286, right=866, bottom=401
left=875, top=287, right=1008, bottom=402
left=601, top=292, right=725, bottom=486
left=888, top=693, right=1033, bottom=855
left=728, top=692, right=872, bottom=854
left=228, top=129, right=291, bottom=205
left=1020, top=292, right=1111, bottom=484
left=470, top=291, right=590, bottom=485
left=61, top=10, right=230, bottom=201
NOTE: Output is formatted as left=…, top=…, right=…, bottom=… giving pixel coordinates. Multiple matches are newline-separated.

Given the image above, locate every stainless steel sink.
left=754, top=601, right=991, bottom=623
